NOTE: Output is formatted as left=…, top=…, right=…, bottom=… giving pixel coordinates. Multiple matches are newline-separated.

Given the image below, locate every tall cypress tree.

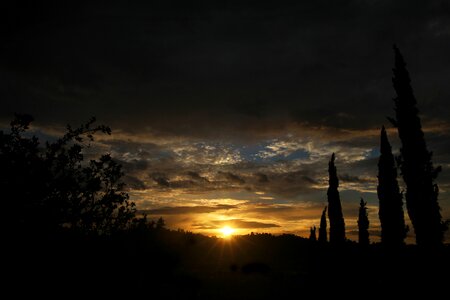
left=390, top=45, right=447, bottom=246
left=377, top=126, right=408, bottom=246
left=327, top=153, right=346, bottom=244
left=318, top=206, right=328, bottom=243
left=358, top=198, right=370, bottom=246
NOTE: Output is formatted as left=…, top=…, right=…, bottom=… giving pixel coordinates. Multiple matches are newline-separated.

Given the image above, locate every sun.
left=220, top=226, right=235, bottom=238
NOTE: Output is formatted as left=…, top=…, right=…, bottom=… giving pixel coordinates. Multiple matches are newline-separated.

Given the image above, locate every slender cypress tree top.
left=393, top=45, right=415, bottom=106
left=378, top=125, right=407, bottom=246
left=328, top=153, right=338, bottom=189
left=319, top=206, right=328, bottom=243
left=358, top=198, right=370, bottom=246
left=327, top=153, right=346, bottom=243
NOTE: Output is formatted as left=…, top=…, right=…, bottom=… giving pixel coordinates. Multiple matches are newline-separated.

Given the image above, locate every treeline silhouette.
left=2, top=47, right=449, bottom=298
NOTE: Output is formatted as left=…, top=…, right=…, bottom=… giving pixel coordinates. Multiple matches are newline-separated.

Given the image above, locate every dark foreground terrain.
left=6, top=229, right=450, bottom=299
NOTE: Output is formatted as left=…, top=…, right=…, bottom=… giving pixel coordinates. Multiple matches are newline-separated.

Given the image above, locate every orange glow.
left=220, top=226, right=235, bottom=238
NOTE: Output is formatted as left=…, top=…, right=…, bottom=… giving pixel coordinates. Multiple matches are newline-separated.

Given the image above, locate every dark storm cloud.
left=250, top=205, right=296, bottom=214
left=246, top=204, right=326, bottom=221
left=285, top=172, right=318, bottom=185
left=187, top=171, right=210, bottom=183
left=255, top=172, right=269, bottom=183
left=339, top=173, right=371, bottom=184
left=116, top=144, right=323, bottom=196
left=325, top=137, right=380, bottom=152
left=2, top=0, right=450, bottom=136
left=337, top=156, right=381, bottom=183
left=221, top=219, right=280, bottom=229
left=217, top=171, right=246, bottom=185
left=147, top=168, right=249, bottom=192
left=426, top=131, right=450, bottom=164
left=262, top=170, right=322, bottom=197
left=118, top=159, right=149, bottom=173
left=123, top=175, right=147, bottom=190
left=151, top=157, right=323, bottom=196
left=152, top=173, right=171, bottom=187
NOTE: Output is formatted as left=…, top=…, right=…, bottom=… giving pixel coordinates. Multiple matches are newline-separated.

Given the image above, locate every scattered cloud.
left=218, top=171, right=246, bottom=185
left=193, top=219, right=281, bottom=230
left=142, top=204, right=238, bottom=215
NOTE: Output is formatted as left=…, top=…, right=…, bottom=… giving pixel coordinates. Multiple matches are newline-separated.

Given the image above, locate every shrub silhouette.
left=0, top=114, right=136, bottom=236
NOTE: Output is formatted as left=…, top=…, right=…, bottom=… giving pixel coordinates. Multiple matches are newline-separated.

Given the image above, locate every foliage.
left=156, top=217, right=166, bottom=229
left=0, top=114, right=136, bottom=235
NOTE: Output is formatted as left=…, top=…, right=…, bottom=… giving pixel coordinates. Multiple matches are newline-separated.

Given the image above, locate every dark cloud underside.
left=2, top=1, right=450, bottom=135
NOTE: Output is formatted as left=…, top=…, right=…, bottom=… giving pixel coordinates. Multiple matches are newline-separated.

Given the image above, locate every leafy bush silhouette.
left=1, top=114, right=136, bottom=236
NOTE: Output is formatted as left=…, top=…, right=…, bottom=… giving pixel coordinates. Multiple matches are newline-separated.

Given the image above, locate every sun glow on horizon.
left=220, top=226, right=235, bottom=238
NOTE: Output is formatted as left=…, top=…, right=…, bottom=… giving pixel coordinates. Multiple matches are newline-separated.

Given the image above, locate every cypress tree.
left=327, top=153, right=346, bottom=244
left=309, top=226, right=317, bottom=241
left=377, top=126, right=408, bottom=246
left=318, top=206, right=328, bottom=243
left=358, top=198, right=370, bottom=246
left=156, top=217, right=166, bottom=229
left=390, top=45, right=447, bottom=246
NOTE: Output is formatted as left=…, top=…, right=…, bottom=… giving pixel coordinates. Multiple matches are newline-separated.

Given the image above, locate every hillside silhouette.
left=5, top=226, right=450, bottom=299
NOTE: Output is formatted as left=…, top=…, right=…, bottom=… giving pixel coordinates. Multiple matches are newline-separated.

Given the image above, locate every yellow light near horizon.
left=220, top=226, right=235, bottom=238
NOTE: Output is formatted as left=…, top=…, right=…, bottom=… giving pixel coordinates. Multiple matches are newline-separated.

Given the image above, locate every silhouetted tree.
left=149, top=220, right=156, bottom=229
left=358, top=198, right=369, bottom=246
left=377, top=126, right=408, bottom=246
left=309, top=226, right=317, bottom=241
left=390, top=46, right=447, bottom=246
left=318, top=206, right=328, bottom=243
left=327, top=153, right=346, bottom=244
left=0, top=114, right=136, bottom=235
left=156, top=217, right=166, bottom=229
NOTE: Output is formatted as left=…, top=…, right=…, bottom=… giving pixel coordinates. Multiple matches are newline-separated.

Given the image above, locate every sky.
left=1, top=0, right=450, bottom=242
